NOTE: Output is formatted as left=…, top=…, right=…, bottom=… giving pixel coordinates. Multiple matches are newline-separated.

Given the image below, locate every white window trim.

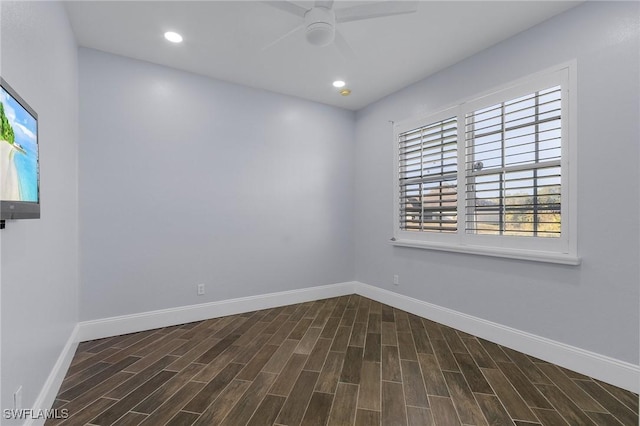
left=392, top=62, right=579, bottom=265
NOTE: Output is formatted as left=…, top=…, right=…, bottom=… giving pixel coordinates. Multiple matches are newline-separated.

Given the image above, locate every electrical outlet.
left=393, top=275, right=400, bottom=286
left=14, top=386, right=22, bottom=410
left=197, top=283, right=205, bottom=296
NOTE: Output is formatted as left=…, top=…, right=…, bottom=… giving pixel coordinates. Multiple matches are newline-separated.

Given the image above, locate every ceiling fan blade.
left=314, top=0, right=334, bottom=9
left=334, top=30, right=356, bottom=61
left=263, top=1, right=308, bottom=18
left=262, top=24, right=305, bottom=51
left=335, top=1, right=418, bottom=23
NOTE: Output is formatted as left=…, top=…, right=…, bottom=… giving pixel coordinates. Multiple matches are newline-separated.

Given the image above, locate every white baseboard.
left=72, top=279, right=638, bottom=393
left=355, top=281, right=639, bottom=394
left=78, top=281, right=357, bottom=342
left=25, top=324, right=79, bottom=426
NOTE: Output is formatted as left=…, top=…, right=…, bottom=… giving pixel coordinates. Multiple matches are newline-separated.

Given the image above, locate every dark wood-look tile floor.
left=48, top=295, right=639, bottom=426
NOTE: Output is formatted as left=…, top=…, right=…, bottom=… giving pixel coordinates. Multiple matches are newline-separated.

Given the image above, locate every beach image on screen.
left=1, top=86, right=38, bottom=202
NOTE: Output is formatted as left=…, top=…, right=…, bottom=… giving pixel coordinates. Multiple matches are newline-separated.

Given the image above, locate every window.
left=465, top=86, right=562, bottom=238
left=393, top=65, right=578, bottom=264
left=398, top=115, right=458, bottom=233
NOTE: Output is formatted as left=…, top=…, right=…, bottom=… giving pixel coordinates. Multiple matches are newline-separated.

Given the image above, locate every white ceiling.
left=64, top=1, right=581, bottom=111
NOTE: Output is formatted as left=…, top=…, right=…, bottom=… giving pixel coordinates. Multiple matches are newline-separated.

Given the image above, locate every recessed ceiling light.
left=164, top=31, right=183, bottom=43
left=333, top=80, right=346, bottom=88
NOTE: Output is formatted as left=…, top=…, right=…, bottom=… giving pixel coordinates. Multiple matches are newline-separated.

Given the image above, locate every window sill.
left=390, top=239, right=581, bottom=265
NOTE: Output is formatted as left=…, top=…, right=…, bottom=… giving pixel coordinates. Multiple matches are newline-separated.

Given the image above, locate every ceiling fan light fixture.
left=304, top=6, right=336, bottom=47
left=306, top=22, right=334, bottom=46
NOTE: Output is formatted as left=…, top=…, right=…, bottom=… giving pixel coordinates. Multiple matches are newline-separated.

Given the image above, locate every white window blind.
left=393, top=64, right=577, bottom=263
left=398, top=116, right=458, bottom=233
left=464, top=86, right=562, bottom=238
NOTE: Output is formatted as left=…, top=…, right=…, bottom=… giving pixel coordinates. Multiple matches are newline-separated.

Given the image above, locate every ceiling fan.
left=263, top=1, right=418, bottom=55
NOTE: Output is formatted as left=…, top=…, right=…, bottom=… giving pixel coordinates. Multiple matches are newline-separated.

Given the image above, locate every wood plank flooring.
left=48, top=295, right=639, bottom=426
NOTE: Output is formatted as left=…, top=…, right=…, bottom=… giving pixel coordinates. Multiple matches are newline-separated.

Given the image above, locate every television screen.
left=1, top=78, right=40, bottom=219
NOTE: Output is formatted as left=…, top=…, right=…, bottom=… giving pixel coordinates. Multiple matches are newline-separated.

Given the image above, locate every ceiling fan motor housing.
left=304, top=7, right=336, bottom=47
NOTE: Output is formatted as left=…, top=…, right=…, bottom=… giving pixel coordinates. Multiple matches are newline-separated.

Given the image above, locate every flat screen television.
left=1, top=78, right=40, bottom=220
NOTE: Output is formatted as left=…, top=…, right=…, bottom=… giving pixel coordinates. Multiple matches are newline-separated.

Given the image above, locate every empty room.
left=0, top=1, right=638, bottom=425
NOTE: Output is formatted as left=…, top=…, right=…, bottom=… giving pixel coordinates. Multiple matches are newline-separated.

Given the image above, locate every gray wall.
left=0, top=0, right=79, bottom=418
left=79, top=49, right=355, bottom=321
left=354, top=1, right=639, bottom=364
